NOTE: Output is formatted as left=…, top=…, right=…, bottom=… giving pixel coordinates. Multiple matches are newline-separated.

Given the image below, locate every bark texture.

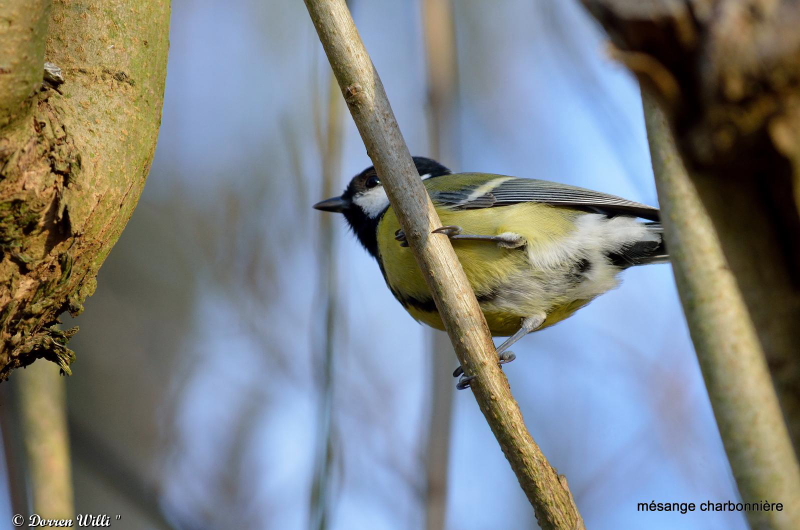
left=303, top=1, right=584, bottom=528
left=0, top=0, right=170, bottom=378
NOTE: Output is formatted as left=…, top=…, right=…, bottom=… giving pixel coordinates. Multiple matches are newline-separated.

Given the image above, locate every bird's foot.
left=432, top=226, right=526, bottom=249
left=452, top=351, right=516, bottom=380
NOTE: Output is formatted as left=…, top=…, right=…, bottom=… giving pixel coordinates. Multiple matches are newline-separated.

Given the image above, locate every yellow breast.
left=376, top=202, right=588, bottom=336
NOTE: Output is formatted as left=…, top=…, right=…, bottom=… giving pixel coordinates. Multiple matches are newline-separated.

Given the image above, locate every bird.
left=314, top=157, right=668, bottom=388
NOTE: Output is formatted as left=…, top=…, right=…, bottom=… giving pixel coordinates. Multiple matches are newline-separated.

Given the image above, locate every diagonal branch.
left=302, top=1, right=584, bottom=528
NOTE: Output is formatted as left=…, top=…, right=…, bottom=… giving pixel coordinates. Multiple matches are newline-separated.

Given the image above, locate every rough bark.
left=581, top=0, right=800, bottom=454
left=303, top=1, right=584, bottom=528
left=644, top=91, right=800, bottom=528
left=0, top=0, right=171, bottom=378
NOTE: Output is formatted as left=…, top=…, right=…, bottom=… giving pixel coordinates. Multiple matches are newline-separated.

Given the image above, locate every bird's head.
left=313, top=156, right=451, bottom=221
left=313, top=156, right=450, bottom=258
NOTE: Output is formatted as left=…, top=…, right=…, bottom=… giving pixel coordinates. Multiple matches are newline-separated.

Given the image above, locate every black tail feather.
left=607, top=222, right=669, bottom=268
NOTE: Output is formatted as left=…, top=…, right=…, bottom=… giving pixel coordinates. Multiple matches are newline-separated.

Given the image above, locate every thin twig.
left=643, top=90, right=800, bottom=529
left=303, top=1, right=584, bottom=527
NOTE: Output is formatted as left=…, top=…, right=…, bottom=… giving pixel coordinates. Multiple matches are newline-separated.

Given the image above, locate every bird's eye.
left=365, top=175, right=380, bottom=189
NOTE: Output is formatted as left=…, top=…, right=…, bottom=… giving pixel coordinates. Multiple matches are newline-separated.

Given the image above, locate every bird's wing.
left=428, top=173, right=660, bottom=221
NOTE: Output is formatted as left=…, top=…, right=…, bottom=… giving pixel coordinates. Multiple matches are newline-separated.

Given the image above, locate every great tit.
left=314, top=157, right=667, bottom=386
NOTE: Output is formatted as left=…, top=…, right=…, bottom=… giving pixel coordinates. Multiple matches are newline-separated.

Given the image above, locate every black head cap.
left=336, top=156, right=451, bottom=206
left=313, top=157, right=451, bottom=258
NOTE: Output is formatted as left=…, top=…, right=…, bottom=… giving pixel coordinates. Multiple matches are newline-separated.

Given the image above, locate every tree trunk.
left=0, top=0, right=170, bottom=378
left=582, top=0, right=800, bottom=452
left=643, top=91, right=800, bottom=528
left=581, top=0, right=800, bottom=525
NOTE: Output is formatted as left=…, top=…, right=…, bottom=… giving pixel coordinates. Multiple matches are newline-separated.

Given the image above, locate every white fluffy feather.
left=487, top=214, right=660, bottom=317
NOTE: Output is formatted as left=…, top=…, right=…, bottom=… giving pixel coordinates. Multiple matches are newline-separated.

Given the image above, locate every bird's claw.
left=499, top=351, right=516, bottom=365
left=432, top=225, right=462, bottom=237
left=452, top=351, right=517, bottom=379
left=456, top=375, right=476, bottom=390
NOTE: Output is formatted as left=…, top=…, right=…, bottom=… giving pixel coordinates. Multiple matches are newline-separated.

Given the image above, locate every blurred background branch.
left=15, top=363, right=73, bottom=519
left=309, top=65, right=345, bottom=530
left=420, top=0, right=460, bottom=529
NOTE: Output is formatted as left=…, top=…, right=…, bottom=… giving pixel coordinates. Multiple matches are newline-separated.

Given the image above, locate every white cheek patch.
left=353, top=187, right=391, bottom=218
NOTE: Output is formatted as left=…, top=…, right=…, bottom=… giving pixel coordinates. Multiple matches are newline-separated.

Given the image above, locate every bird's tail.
left=609, top=222, right=669, bottom=268
left=638, top=222, right=669, bottom=265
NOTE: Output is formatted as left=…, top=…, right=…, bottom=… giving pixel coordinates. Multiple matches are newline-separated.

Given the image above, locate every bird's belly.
left=471, top=267, right=603, bottom=335
left=385, top=241, right=612, bottom=336
left=403, top=275, right=597, bottom=337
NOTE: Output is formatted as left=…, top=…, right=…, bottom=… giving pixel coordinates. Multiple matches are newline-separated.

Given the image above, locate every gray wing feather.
left=433, top=176, right=660, bottom=221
